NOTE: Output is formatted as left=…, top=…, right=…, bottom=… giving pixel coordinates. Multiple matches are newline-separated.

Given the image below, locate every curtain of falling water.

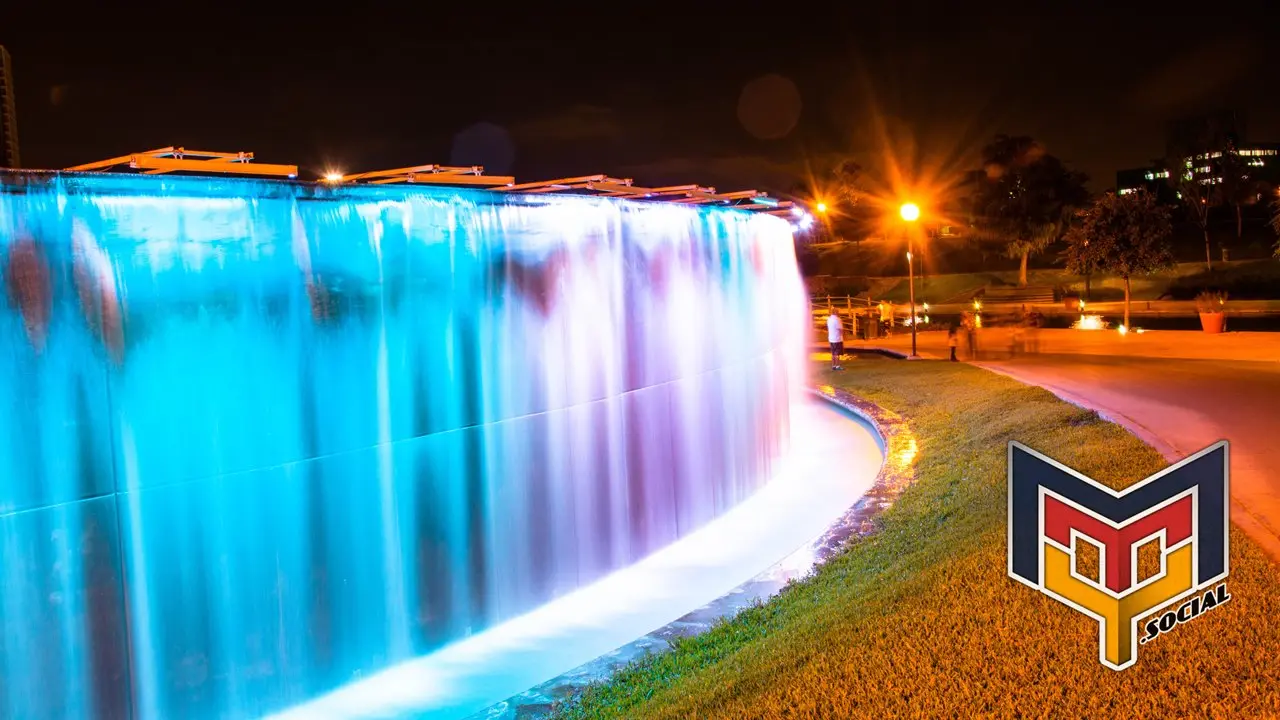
left=0, top=172, right=806, bottom=720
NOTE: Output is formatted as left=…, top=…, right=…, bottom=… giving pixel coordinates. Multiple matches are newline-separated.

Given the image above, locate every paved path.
left=983, top=354, right=1280, bottom=564
left=841, top=327, right=1280, bottom=363
left=814, top=298, right=1280, bottom=318
left=832, top=331, right=1280, bottom=562
left=957, top=351, right=1280, bottom=563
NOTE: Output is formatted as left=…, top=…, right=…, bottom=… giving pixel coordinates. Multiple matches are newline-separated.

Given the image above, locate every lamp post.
left=900, top=203, right=920, bottom=357
left=813, top=200, right=830, bottom=241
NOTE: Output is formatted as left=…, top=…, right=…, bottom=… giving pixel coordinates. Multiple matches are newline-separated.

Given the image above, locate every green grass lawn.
left=864, top=259, right=1280, bottom=304
left=553, top=360, right=1280, bottom=719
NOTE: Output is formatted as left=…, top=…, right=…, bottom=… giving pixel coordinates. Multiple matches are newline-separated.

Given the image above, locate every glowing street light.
left=323, top=171, right=344, bottom=183
left=816, top=202, right=828, bottom=214
left=900, top=202, right=921, bottom=357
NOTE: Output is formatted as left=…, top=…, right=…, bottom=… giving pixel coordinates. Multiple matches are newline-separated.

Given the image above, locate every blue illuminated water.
left=0, top=170, right=805, bottom=719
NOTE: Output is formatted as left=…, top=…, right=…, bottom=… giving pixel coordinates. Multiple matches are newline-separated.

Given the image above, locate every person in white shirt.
left=827, top=309, right=844, bottom=370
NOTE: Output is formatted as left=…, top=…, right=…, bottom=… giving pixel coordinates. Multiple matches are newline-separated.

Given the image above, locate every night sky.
left=4, top=4, right=1279, bottom=195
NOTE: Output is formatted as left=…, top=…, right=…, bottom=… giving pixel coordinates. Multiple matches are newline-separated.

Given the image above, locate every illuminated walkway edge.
left=266, top=397, right=883, bottom=720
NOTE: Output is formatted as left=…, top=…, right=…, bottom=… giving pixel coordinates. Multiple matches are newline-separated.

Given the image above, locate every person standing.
left=948, top=324, right=960, bottom=362
left=879, top=300, right=893, bottom=336
left=962, top=311, right=979, bottom=360
left=1025, top=308, right=1042, bottom=354
left=827, top=309, right=845, bottom=370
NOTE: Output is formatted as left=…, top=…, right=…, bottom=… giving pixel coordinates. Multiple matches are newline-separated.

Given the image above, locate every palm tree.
left=965, top=135, right=1090, bottom=286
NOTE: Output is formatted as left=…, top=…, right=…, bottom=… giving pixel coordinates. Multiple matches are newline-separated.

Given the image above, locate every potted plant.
left=1195, top=290, right=1227, bottom=334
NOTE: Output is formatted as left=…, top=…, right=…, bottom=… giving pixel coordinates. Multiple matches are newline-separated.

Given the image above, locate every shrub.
left=1195, top=289, right=1227, bottom=313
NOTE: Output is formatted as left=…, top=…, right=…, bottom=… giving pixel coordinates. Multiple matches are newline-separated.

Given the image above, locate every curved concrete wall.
left=0, top=171, right=806, bottom=719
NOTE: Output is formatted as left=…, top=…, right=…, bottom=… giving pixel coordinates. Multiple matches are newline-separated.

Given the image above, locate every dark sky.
left=4, top=4, right=1279, bottom=195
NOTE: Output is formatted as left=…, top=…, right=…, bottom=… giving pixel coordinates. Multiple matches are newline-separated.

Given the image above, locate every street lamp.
left=816, top=201, right=828, bottom=214
left=900, top=203, right=921, bottom=357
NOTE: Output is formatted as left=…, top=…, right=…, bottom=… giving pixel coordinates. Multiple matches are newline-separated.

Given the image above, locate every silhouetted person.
left=1024, top=308, right=1042, bottom=354
left=962, top=311, right=979, bottom=360
left=948, top=325, right=959, bottom=362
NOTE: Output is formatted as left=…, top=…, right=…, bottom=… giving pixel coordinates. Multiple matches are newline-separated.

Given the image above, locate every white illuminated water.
left=0, top=170, right=815, bottom=719
left=267, top=397, right=880, bottom=719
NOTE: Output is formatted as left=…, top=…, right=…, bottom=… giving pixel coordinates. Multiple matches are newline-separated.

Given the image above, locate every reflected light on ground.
left=891, top=436, right=918, bottom=475
left=1074, top=314, right=1106, bottom=330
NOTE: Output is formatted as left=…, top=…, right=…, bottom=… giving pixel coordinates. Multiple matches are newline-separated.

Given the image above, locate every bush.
left=1195, top=289, right=1228, bottom=313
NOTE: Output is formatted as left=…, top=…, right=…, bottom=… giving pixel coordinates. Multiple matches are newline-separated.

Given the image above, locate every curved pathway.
left=979, top=354, right=1280, bottom=563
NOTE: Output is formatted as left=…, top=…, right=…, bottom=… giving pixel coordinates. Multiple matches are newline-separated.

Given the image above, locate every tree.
left=1064, top=189, right=1175, bottom=329
left=1166, top=156, right=1218, bottom=270
left=1271, top=196, right=1280, bottom=259
left=965, top=135, right=1090, bottom=286
left=794, top=242, right=821, bottom=276
left=831, top=159, right=863, bottom=208
left=1056, top=235, right=1103, bottom=302
left=1215, top=149, right=1262, bottom=244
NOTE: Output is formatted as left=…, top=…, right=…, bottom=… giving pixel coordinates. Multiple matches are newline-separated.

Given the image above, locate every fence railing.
left=810, top=295, right=900, bottom=340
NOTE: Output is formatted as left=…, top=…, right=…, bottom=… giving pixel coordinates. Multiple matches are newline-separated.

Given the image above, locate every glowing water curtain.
left=0, top=171, right=807, bottom=719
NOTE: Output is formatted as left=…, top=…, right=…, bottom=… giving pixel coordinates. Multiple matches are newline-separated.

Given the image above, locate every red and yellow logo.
left=1008, top=441, right=1230, bottom=670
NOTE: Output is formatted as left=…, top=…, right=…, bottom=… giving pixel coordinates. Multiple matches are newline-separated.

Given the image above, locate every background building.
left=1, top=46, right=18, bottom=168
left=1116, top=111, right=1280, bottom=198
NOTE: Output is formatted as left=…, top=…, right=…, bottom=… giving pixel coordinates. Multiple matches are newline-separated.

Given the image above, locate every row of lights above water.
left=789, top=205, right=815, bottom=233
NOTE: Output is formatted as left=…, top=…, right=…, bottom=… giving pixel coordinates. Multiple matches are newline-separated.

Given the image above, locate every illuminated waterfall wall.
left=0, top=170, right=807, bottom=719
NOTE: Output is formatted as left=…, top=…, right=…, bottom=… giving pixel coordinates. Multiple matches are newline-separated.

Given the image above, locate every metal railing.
left=811, top=295, right=900, bottom=340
